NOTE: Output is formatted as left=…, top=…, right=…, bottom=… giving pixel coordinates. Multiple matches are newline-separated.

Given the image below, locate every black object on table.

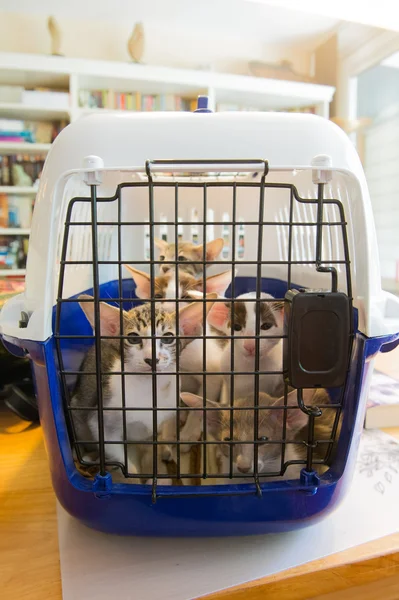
left=0, top=342, right=39, bottom=423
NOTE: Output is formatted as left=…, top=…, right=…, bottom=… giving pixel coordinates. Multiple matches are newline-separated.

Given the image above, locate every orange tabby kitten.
left=155, top=238, right=224, bottom=276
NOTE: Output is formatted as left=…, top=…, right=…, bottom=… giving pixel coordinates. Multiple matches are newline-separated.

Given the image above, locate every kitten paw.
left=161, top=445, right=173, bottom=462
left=127, top=461, right=139, bottom=475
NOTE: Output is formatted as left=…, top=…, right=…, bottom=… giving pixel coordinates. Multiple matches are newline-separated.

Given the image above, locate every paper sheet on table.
left=58, top=429, right=399, bottom=600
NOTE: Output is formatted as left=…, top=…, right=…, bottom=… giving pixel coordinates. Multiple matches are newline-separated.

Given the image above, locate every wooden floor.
left=0, top=407, right=61, bottom=600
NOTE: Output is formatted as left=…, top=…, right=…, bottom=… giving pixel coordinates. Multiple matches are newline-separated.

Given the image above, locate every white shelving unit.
left=2, top=268, right=26, bottom=276
left=0, top=51, right=336, bottom=279
left=0, top=102, right=70, bottom=121
left=0, top=51, right=335, bottom=119
left=0, top=142, right=51, bottom=154
left=0, top=186, right=37, bottom=194
left=0, top=228, right=30, bottom=235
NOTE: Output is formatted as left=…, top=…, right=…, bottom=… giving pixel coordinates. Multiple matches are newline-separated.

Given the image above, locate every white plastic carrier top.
left=1, top=111, right=399, bottom=342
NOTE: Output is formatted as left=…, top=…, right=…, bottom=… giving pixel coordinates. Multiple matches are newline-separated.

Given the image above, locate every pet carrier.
left=1, top=103, right=399, bottom=537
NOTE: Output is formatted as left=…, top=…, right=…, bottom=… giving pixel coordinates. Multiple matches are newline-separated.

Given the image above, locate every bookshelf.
left=0, top=186, right=37, bottom=194
left=0, top=51, right=335, bottom=118
left=0, top=142, right=51, bottom=154
left=0, top=103, right=70, bottom=121
left=0, top=228, right=30, bottom=235
left=0, top=51, right=335, bottom=279
left=4, top=268, right=26, bottom=276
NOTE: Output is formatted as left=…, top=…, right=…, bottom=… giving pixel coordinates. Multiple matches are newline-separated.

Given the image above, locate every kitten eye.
left=127, top=332, right=142, bottom=345
left=233, top=323, right=242, bottom=332
left=161, top=332, right=175, bottom=344
left=159, top=255, right=165, bottom=261
left=258, top=436, right=269, bottom=444
left=261, top=322, right=273, bottom=331
left=223, top=436, right=232, bottom=442
left=178, top=255, right=188, bottom=262
left=154, top=293, right=164, bottom=299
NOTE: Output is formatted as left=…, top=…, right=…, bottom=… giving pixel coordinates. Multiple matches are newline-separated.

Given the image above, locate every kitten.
left=155, top=238, right=224, bottom=276
left=71, top=295, right=215, bottom=475
left=139, top=412, right=198, bottom=486
left=181, top=388, right=336, bottom=481
left=125, top=265, right=233, bottom=401
left=208, top=291, right=285, bottom=401
left=125, top=264, right=232, bottom=305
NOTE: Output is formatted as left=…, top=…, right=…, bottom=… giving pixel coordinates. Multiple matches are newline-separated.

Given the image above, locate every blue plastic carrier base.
left=4, top=276, right=397, bottom=537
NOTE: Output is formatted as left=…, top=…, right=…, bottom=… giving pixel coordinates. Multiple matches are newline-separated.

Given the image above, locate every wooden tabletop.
left=1, top=348, right=399, bottom=600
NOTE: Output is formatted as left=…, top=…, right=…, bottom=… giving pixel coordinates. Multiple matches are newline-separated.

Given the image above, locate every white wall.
left=358, top=65, right=399, bottom=119
left=364, top=112, right=399, bottom=280
left=360, top=65, right=399, bottom=281
left=0, top=10, right=319, bottom=75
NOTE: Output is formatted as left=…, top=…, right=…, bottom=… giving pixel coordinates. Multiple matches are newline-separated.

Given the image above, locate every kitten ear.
left=285, top=388, right=320, bottom=406
left=274, top=390, right=312, bottom=431
left=197, top=269, right=235, bottom=296
left=78, top=294, right=121, bottom=336
left=193, top=238, right=224, bottom=261
left=178, top=294, right=217, bottom=336
left=155, top=238, right=168, bottom=253
left=180, top=392, right=222, bottom=437
left=206, top=238, right=224, bottom=260
left=124, top=265, right=151, bottom=299
left=207, top=302, right=230, bottom=330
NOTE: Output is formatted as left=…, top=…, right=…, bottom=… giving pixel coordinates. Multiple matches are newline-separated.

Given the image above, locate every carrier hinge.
left=93, top=472, right=112, bottom=498
left=300, top=468, right=320, bottom=495
left=82, top=155, right=104, bottom=186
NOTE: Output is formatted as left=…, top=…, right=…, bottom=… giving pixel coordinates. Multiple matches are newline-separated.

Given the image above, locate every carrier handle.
left=145, top=159, right=269, bottom=178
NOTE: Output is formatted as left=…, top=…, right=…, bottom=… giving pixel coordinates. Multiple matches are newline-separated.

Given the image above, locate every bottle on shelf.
left=222, top=212, right=230, bottom=259
left=237, top=218, right=245, bottom=260
left=190, top=209, right=199, bottom=245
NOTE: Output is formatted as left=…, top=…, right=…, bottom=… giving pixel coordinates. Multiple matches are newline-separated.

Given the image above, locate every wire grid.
left=54, top=159, right=353, bottom=498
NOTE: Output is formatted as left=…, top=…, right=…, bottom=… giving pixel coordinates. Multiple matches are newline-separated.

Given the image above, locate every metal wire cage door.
left=54, top=158, right=353, bottom=501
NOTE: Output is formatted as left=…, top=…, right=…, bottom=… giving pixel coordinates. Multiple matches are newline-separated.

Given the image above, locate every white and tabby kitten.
left=208, top=291, right=285, bottom=401
left=71, top=295, right=215, bottom=474
left=125, top=265, right=233, bottom=401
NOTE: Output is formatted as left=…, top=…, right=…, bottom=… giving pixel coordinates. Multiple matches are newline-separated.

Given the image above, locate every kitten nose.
left=161, top=266, right=170, bottom=273
left=144, top=358, right=159, bottom=368
left=237, top=464, right=251, bottom=473
left=243, top=341, right=256, bottom=355
left=237, top=455, right=252, bottom=473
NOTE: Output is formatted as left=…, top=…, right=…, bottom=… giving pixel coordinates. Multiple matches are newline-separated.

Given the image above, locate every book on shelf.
left=365, top=370, right=399, bottom=429
left=0, top=235, right=28, bottom=271
left=286, top=105, right=316, bottom=114
left=215, top=103, right=317, bottom=113
left=78, top=89, right=197, bottom=112
left=0, top=154, right=44, bottom=187
left=0, top=116, right=67, bottom=144
left=0, top=190, right=33, bottom=230
left=0, top=130, right=35, bottom=143
left=0, top=85, right=69, bottom=109
left=0, top=119, right=25, bottom=132
left=21, top=89, right=70, bottom=109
